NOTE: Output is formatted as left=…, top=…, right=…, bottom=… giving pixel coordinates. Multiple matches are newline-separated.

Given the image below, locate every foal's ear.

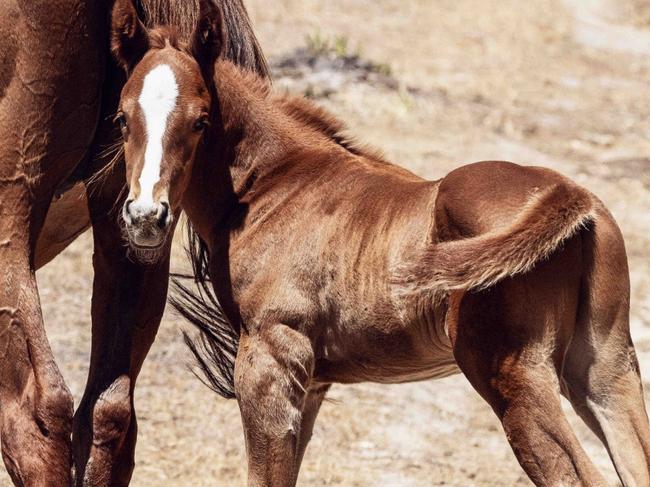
left=190, top=0, right=224, bottom=81
left=111, top=0, right=149, bottom=72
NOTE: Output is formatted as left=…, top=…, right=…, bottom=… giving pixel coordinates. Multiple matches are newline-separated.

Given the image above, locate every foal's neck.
left=183, top=59, right=344, bottom=245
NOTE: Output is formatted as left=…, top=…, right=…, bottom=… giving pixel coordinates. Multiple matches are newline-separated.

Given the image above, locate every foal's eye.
left=114, top=112, right=128, bottom=133
left=193, top=115, right=209, bottom=132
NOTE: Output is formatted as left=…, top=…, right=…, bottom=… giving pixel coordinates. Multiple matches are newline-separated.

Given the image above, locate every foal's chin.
left=123, top=228, right=170, bottom=265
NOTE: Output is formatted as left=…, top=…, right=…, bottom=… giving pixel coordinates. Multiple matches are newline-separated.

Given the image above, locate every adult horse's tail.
left=394, top=182, right=595, bottom=295
left=138, top=0, right=268, bottom=76
left=170, top=272, right=239, bottom=399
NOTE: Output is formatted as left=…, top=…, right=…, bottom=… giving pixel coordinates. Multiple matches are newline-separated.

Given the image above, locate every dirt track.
left=4, top=0, right=650, bottom=485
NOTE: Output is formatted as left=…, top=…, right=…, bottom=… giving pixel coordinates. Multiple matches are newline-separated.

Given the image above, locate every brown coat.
left=112, top=2, right=650, bottom=484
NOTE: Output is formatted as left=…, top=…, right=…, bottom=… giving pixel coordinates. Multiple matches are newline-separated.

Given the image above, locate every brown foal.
left=112, top=1, right=650, bottom=485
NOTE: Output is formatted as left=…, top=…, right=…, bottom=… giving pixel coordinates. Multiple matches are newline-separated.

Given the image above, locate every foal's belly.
left=312, top=320, right=460, bottom=385
left=314, top=357, right=460, bottom=385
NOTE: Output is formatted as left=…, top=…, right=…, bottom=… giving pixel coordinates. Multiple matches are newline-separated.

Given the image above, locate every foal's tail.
left=394, top=183, right=596, bottom=295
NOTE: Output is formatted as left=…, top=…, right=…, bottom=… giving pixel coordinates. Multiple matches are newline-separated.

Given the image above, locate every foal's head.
left=111, top=0, right=222, bottom=256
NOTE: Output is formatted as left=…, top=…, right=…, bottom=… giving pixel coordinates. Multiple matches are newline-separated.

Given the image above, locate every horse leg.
left=0, top=188, right=73, bottom=486
left=561, top=211, right=650, bottom=486
left=71, top=232, right=172, bottom=487
left=449, top=236, right=608, bottom=486
left=235, top=325, right=315, bottom=487
left=0, top=0, right=105, bottom=482
left=35, top=183, right=91, bottom=270
left=71, top=211, right=174, bottom=486
left=295, top=384, right=330, bottom=470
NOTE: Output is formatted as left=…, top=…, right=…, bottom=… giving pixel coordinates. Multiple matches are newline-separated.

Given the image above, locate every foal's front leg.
left=235, top=325, right=317, bottom=487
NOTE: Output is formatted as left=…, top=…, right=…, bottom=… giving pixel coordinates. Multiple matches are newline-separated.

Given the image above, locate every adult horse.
left=112, top=1, right=650, bottom=485
left=0, top=0, right=267, bottom=484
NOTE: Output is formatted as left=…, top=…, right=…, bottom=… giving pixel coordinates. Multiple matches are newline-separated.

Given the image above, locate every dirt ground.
left=5, top=0, right=650, bottom=485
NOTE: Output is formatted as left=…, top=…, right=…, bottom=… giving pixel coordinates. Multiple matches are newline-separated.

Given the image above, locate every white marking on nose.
left=136, top=64, right=178, bottom=206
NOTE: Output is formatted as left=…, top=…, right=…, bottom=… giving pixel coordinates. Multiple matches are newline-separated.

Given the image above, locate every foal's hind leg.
left=235, top=325, right=316, bottom=487
left=562, top=212, right=650, bottom=486
left=451, top=238, right=607, bottom=486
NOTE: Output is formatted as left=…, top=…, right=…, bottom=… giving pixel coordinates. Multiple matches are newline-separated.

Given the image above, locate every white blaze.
left=136, top=64, right=178, bottom=207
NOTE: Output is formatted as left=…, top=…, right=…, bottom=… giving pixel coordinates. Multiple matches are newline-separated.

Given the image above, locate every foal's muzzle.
left=122, top=199, right=172, bottom=248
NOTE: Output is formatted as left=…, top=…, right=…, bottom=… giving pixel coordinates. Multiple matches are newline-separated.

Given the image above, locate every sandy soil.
left=4, top=0, right=650, bottom=485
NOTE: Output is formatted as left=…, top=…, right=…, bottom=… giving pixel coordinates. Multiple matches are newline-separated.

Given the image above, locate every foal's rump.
left=393, top=160, right=596, bottom=296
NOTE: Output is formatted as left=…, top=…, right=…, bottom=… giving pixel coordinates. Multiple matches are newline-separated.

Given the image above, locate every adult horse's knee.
left=73, top=377, right=134, bottom=487
left=0, top=380, right=74, bottom=486
left=35, top=381, right=74, bottom=437
left=92, top=376, right=132, bottom=448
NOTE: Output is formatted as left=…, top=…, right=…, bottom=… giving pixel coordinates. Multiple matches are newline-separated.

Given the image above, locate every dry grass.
left=5, top=0, right=650, bottom=485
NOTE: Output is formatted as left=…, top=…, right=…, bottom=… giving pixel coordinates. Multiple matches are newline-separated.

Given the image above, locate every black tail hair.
left=170, top=223, right=239, bottom=399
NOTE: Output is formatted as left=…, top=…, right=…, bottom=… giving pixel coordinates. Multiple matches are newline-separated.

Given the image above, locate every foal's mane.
left=274, top=95, right=388, bottom=163
left=215, top=62, right=389, bottom=163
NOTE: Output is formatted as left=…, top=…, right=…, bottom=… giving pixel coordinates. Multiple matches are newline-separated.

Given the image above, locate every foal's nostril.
left=124, top=199, right=135, bottom=223
left=156, top=201, right=170, bottom=228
